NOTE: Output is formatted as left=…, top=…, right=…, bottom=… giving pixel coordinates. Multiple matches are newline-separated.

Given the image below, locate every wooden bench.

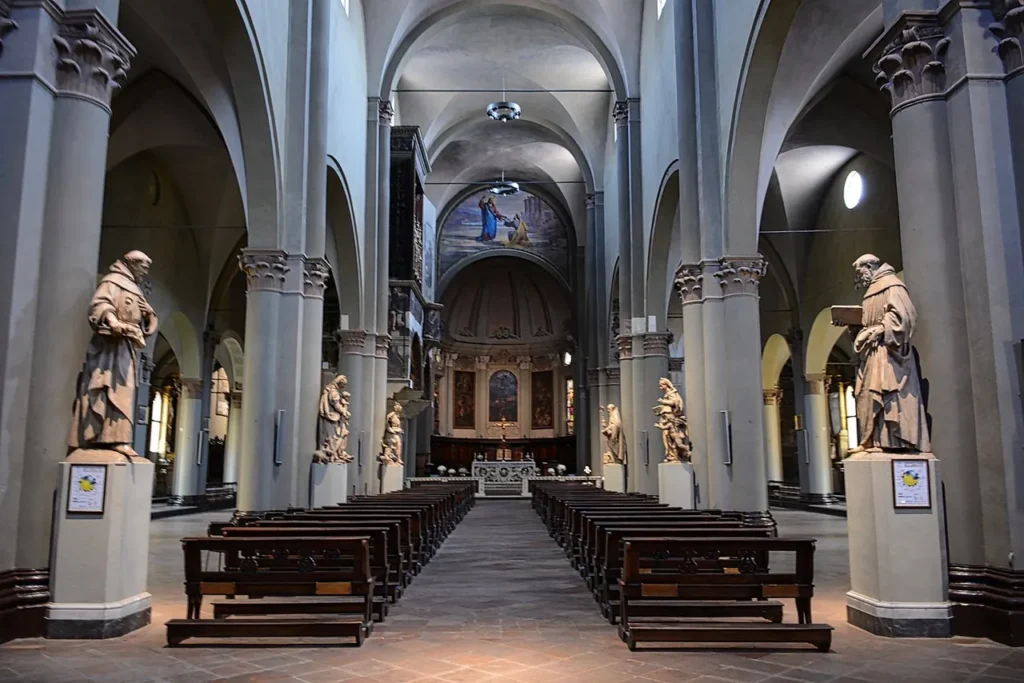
left=617, top=537, right=832, bottom=651
left=166, top=536, right=375, bottom=647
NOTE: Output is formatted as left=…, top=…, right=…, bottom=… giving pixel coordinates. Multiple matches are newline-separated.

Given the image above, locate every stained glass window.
left=565, top=379, right=575, bottom=436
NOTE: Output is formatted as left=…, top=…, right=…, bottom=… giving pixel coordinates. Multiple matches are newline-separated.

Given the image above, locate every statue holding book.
left=832, top=255, right=930, bottom=453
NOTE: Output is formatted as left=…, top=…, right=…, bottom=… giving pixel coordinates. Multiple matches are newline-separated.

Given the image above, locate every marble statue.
left=313, top=375, right=353, bottom=464
left=379, top=402, right=404, bottom=465
left=68, top=251, right=158, bottom=457
left=654, top=378, right=690, bottom=463
left=848, top=254, right=931, bottom=453
left=599, top=404, right=626, bottom=465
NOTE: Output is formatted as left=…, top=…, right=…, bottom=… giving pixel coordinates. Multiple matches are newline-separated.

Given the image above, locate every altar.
left=471, top=461, right=538, bottom=496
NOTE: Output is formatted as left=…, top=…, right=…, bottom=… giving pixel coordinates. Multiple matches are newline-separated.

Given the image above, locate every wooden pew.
left=166, top=536, right=375, bottom=647
left=617, top=537, right=833, bottom=652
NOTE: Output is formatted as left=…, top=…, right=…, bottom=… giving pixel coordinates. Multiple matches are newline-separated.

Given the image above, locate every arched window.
left=488, top=370, right=518, bottom=423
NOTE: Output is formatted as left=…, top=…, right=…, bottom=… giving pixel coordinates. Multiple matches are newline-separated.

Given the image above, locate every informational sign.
left=67, top=464, right=107, bottom=513
left=892, top=459, right=931, bottom=509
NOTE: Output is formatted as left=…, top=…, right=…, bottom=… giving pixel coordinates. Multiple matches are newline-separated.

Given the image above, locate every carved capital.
left=379, top=99, right=394, bottom=125
left=585, top=193, right=596, bottom=210
left=641, top=332, right=672, bottom=356
left=616, top=335, right=633, bottom=361
left=871, top=19, right=950, bottom=109
left=805, top=373, right=831, bottom=395
left=475, top=355, right=490, bottom=370
left=239, top=249, right=289, bottom=293
left=516, top=356, right=532, bottom=370
left=604, top=367, right=620, bottom=384
left=612, top=100, right=629, bottom=127
left=763, top=388, right=783, bottom=405
left=714, top=256, right=767, bottom=297
left=991, top=0, right=1024, bottom=73
left=374, top=334, right=391, bottom=358
left=668, top=358, right=684, bottom=372
left=336, top=329, right=367, bottom=354
left=0, top=2, right=18, bottom=60
left=179, top=378, right=203, bottom=399
left=443, top=351, right=458, bottom=368
left=674, top=263, right=703, bottom=304
left=303, top=258, right=330, bottom=298
left=53, top=9, right=135, bottom=109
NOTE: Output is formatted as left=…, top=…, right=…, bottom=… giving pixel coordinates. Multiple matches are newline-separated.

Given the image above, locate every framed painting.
left=531, top=370, right=554, bottom=429
left=488, top=370, right=518, bottom=423
left=453, top=371, right=476, bottom=429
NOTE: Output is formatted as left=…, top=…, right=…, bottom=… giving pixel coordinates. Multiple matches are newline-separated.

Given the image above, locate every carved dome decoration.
left=441, top=257, right=569, bottom=352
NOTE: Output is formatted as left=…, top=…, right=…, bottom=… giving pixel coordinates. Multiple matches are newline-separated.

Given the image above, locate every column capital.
left=990, top=0, right=1024, bottom=73
left=374, top=333, right=391, bottom=358
left=870, top=18, right=950, bottom=111
left=239, top=249, right=289, bottom=293
left=336, top=329, right=367, bottom=354
left=378, top=99, right=394, bottom=125
left=475, top=355, right=490, bottom=370
left=302, top=257, right=330, bottom=298
left=674, top=263, right=704, bottom=304
left=616, top=335, right=633, bottom=360
left=805, top=373, right=831, bottom=395
left=714, top=256, right=767, bottom=298
left=763, top=388, right=783, bottom=405
left=180, top=378, right=203, bottom=399
left=612, top=100, right=629, bottom=127
left=53, top=9, right=135, bottom=110
left=604, top=366, right=620, bottom=385
left=516, top=355, right=533, bottom=370
left=639, top=332, right=672, bottom=356
left=443, top=351, right=459, bottom=368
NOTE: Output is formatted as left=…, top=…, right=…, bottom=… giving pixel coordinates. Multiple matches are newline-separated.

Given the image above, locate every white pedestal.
left=380, top=463, right=404, bottom=494
left=48, top=450, right=154, bottom=638
left=603, top=463, right=626, bottom=493
left=845, top=452, right=951, bottom=637
left=310, top=462, right=349, bottom=506
left=658, top=461, right=695, bottom=509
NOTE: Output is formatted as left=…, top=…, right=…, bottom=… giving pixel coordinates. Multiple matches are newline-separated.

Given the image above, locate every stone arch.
left=646, top=162, right=680, bottom=328
left=435, top=177, right=576, bottom=244
left=159, top=311, right=202, bottom=379
left=762, top=333, right=792, bottom=389
left=378, top=0, right=630, bottom=101
left=437, top=250, right=571, bottom=301
left=805, top=308, right=844, bottom=377
left=215, top=334, right=245, bottom=389
left=327, top=159, right=363, bottom=328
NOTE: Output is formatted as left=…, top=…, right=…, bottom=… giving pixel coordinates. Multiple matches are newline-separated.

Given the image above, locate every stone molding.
left=585, top=193, right=596, bottom=209
left=715, top=256, right=767, bottom=298
left=53, top=9, right=135, bottom=110
left=870, top=17, right=950, bottom=110
left=612, top=100, right=628, bottom=127
left=763, top=388, right=783, bottom=405
left=990, top=0, right=1024, bottom=73
left=379, top=99, right=394, bottom=125
left=336, top=329, right=367, bottom=354
left=604, top=367, right=620, bottom=385
left=640, top=332, right=672, bottom=356
left=674, top=263, right=703, bottom=304
left=239, top=249, right=289, bottom=293
left=516, top=355, right=532, bottom=370
left=302, top=258, right=330, bottom=299
left=443, top=351, right=458, bottom=368
left=474, top=355, right=490, bottom=370
left=374, top=334, right=391, bottom=359
left=179, top=378, right=203, bottom=399
left=616, top=335, right=633, bottom=361
left=805, top=373, right=831, bottom=395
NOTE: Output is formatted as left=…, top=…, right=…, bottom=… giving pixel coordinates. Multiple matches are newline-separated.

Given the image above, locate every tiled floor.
left=2, top=500, right=1022, bottom=683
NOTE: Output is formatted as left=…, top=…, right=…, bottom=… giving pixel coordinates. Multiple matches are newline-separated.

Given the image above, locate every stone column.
left=616, top=335, right=637, bottom=491
left=237, top=250, right=286, bottom=511
left=587, top=368, right=602, bottom=473
left=719, top=257, right=770, bottom=512
left=675, top=264, right=710, bottom=508
left=337, top=329, right=369, bottom=495
left=639, top=333, right=671, bottom=494
left=131, top=352, right=153, bottom=457
left=518, top=356, right=533, bottom=438
left=16, top=4, right=135, bottom=569
left=222, top=392, right=243, bottom=484
left=194, top=330, right=215, bottom=495
left=371, top=334, right=390, bottom=493
left=475, top=355, right=489, bottom=438
left=762, top=389, right=784, bottom=484
left=803, top=374, right=835, bottom=504
left=171, top=378, right=203, bottom=505
left=697, top=261, right=731, bottom=509
left=297, top=259, right=329, bottom=506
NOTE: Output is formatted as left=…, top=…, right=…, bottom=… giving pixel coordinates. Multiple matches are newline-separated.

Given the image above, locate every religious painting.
left=488, top=370, right=518, bottom=423
left=453, top=371, right=476, bottom=429
left=439, top=190, right=570, bottom=281
left=531, top=370, right=554, bottom=430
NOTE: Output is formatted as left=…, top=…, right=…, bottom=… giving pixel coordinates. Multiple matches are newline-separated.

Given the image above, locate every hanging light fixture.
left=488, top=169, right=520, bottom=196
left=486, top=75, right=522, bottom=122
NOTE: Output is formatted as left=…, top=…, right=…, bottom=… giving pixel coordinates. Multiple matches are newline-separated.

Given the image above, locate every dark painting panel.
left=488, top=370, right=518, bottom=423
left=532, top=370, right=554, bottom=429
left=453, top=371, right=476, bottom=429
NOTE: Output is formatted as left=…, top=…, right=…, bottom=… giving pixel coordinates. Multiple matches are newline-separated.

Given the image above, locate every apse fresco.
left=532, top=370, right=554, bottom=430
left=439, top=190, right=569, bottom=280
left=453, top=371, right=476, bottom=429
left=488, top=370, right=518, bottom=423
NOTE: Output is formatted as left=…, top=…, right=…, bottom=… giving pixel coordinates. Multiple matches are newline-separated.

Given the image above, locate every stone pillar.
left=803, top=374, right=836, bottom=504
left=370, top=101, right=394, bottom=497
left=638, top=333, right=671, bottom=494
left=836, top=380, right=850, bottom=463
left=171, top=378, right=203, bottom=505
left=16, top=4, right=135, bottom=569
left=337, top=329, right=369, bottom=495
left=371, top=334, right=390, bottom=494
left=222, top=392, right=242, bottom=484
left=616, top=335, right=637, bottom=491
left=675, top=265, right=709, bottom=507
left=762, top=389, right=784, bottom=484
left=194, top=330, right=215, bottom=495
left=237, top=250, right=286, bottom=511
left=697, top=261, right=730, bottom=510
left=131, top=352, right=153, bottom=457
left=587, top=368, right=602, bottom=473
left=475, top=355, right=489, bottom=437
left=297, top=259, right=329, bottom=506
left=518, top=356, right=533, bottom=438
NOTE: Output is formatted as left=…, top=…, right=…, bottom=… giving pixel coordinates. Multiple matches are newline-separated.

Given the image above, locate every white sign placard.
left=892, top=459, right=931, bottom=509
left=68, top=464, right=108, bottom=513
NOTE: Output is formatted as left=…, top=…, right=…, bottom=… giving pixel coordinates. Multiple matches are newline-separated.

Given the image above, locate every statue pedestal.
left=603, top=463, right=625, bottom=493
left=380, top=463, right=404, bottom=494
left=658, top=461, right=695, bottom=509
left=47, top=450, right=154, bottom=638
left=310, top=462, right=349, bottom=506
left=845, top=452, right=951, bottom=637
